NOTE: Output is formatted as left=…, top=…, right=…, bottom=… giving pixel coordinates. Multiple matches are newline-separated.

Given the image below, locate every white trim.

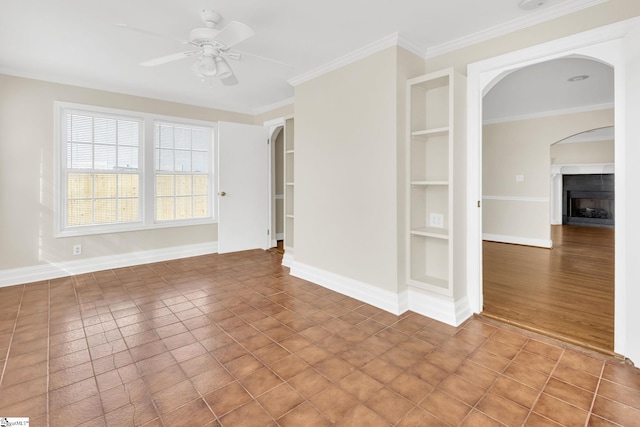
left=483, top=102, right=614, bottom=125
left=407, top=288, right=472, bottom=327
left=483, top=234, right=553, bottom=248
left=289, top=261, right=405, bottom=315
left=483, top=195, right=549, bottom=203
left=550, top=163, right=614, bottom=175
left=289, top=261, right=473, bottom=327
left=0, top=241, right=218, bottom=288
left=254, top=97, right=295, bottom=116
left=275, top=233, right=284, bottom=241
left=281, top=252, right=295, bottom=268
left=426, top=0, right=609, bottom=59
left=467, top=17, right=640, bottom=359
left=289, top=33, right=407, bottom=87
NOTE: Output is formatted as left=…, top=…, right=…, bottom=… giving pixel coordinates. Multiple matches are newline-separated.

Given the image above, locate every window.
left=56, top=103, right=215, bottom=237
left=155, top=122, right=211, bottom=221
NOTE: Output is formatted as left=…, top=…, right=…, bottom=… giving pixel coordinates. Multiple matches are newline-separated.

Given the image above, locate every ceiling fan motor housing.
left=190, top=27, right=219, bottom=44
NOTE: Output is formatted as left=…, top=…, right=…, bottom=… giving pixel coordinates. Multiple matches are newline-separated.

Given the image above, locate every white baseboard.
left=483, top=233, right=552, bottom=248
left=289, top=261, right=473, bottom=327
left=289, top=261, right=405, bottom=315
left=407, top=287, right=472, bottom=326
left=282, top=251, right=294, bottom=268
left=0, top=241, right=218, bottom=288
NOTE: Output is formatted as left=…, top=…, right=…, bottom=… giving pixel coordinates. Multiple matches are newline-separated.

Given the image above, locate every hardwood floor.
left=482, top=225, right=615, bottom=354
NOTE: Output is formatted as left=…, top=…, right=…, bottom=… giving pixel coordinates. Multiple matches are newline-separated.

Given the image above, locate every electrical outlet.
left=73, top=244, right=82, bottom=256
left=429, top=213, right=444, bottom=228
left=516, top=174, right=525, bottom=182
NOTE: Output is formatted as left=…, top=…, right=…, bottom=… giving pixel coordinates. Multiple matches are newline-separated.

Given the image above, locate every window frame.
left=54, top=101, right=217, bottom=237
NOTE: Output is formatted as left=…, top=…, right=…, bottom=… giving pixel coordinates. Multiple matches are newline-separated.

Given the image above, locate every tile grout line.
left=522, top=345, right=565, bottom=426
left=584, top=359, right=607, bottom=426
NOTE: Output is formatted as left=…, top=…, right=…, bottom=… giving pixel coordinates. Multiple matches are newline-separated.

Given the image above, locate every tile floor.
left=0, top=249, right=639, bottom=426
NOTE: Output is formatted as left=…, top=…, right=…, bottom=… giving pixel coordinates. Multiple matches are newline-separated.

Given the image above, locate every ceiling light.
left=568, top=75, right=590, bottom=82
left=197, top=55, right=217, bottom=78
left=214, top=56, right=233, bottom=79
left=519, top=0, right=545, bottom=10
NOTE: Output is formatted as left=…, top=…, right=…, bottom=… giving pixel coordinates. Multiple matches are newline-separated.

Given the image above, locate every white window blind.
left=64, top=111, right=142, bottom=228
left=154, top=122, right=211, bottom=221
left=56, top=102, right=216, bottom=237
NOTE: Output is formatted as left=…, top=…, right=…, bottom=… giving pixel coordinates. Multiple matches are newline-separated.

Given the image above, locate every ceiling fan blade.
left=221, top=51, right=241, bottom=61
left=220, top=73, right=239, bottom=86
left=234, top=50, right=294, bottom=69
left=214, top=21, right=254, bottom=47
left=141, top=51, right=198, bottom=67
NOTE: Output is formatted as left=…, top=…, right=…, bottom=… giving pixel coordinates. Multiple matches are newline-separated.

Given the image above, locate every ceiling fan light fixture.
left=214, top=56, right=233, bottom=79
left=519, top=0, right=545, bottom=10
left=197, top=55, right=217, bottom=77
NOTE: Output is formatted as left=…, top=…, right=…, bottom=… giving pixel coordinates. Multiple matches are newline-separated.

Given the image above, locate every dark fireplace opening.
left=562, top=174, right=614, bottom=227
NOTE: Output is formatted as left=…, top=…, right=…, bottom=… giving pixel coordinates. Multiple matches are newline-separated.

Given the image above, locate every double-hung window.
left=56, top=102, right=215, bottom=237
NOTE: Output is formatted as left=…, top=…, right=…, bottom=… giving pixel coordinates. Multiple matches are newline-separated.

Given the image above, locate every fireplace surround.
left=562, top=173, right=614, bottom=227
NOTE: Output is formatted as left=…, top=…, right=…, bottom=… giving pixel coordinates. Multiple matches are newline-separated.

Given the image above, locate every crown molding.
left=483, top=101, right=613, bottom=125
left=253, top=96, right=294, bottom=115
left=288, top=33, right=408, bottom=87
left=425, top=0, right=609, bottom=59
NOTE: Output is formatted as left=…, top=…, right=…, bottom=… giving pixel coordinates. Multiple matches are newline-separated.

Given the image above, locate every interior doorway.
left=269, top=125, right=285, bottom=254
left=474, top=53, right=617, bottom=352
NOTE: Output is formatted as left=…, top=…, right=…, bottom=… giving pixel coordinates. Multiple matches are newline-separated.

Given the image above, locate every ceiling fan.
left=138, top=9, right=254, bottom=86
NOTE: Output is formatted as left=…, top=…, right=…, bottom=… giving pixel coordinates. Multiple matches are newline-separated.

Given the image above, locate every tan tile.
left=287, top=367, right=332, bottom=399
left=514, top=350, right=557, bottom=375
left=204, top=380, right=252, bottom=417
left=552, top=364, right=600, bottom=392
left=365, top=387, right=415, bottom=424
left=277, top=401, right=332, bottom=427
left=314, top=356, right=355, bottom=382
left=387, top=372, right=434, bottom=404
left=336, top=404, right=392, bottom=426
left=270, top=354, right=309, bottom=380
left=362, top=358, right=404, bottom=384
left=476, top=392, right=529, bottom=426
left=224, top=353, right=264, bottom=378
left=602, top=361, right=640, bottom=390
left=190, top=363, right=235, bottom=395
left=591, top=395, right=640, bottom=426
left=397, top=406, right=447, bottom=427
left=151, top=379, right=200, bottom=415
left=459, top=409, right=503, bottom=426
left=103, top=398, right=159, bottom=427
left=50, top=394, right=104, bottom=427
left=161, top=398, right=215, bottom=427
left=437, top=374, right=486, bottom=406
left=543, top=377, right=595, bottom=410
left=310, top=385, right=360, bottom=423
left=490, top=376, right=539, bottom=409
left=219, top=400, right=274, bottom=426
left=239, top=367, right=283, bottom=397
left=257, top=383, right=305, bottom=418
left=533, top=393, right=589, bottom=426
left=338, top=371, right=385, bottom=402
left=49, top=377, right=99, bottom=410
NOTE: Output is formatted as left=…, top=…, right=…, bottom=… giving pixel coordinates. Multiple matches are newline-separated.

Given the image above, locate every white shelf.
left=410, top=227, right=449, bottom=239
left=411, top=181, right=448, bottom=186
left=411, top=127, right=449, bottom=138
left=407, top=68, right=461, bottom=298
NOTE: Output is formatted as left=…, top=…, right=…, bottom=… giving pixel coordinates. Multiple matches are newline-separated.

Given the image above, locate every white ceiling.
left=0, top=0, right=608, bottom=115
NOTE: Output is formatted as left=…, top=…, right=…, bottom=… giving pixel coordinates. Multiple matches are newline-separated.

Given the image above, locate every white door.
left=217, top=121, right=270, bottom=253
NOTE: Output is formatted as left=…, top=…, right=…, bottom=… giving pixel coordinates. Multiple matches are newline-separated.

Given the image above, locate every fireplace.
left=562, top=174, right=614, bottom=227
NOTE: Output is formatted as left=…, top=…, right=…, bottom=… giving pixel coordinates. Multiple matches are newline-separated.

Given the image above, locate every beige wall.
left=482, top=109, right=614, bottom=242
left=551, top=138, right=614, bottom=165
left=0, top=74, right=253, bottom=270
left=295, top=47, right=402, bottom=292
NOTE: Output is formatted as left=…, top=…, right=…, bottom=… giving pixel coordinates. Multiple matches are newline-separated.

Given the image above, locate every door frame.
left=467, top=17, right=640, bottom=357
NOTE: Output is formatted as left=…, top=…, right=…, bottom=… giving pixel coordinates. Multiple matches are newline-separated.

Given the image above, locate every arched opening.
left=479, top=56, right=615, bottom=352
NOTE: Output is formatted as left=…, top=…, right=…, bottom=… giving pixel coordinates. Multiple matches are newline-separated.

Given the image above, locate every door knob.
left=219, top=191, right=226, bottom=196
